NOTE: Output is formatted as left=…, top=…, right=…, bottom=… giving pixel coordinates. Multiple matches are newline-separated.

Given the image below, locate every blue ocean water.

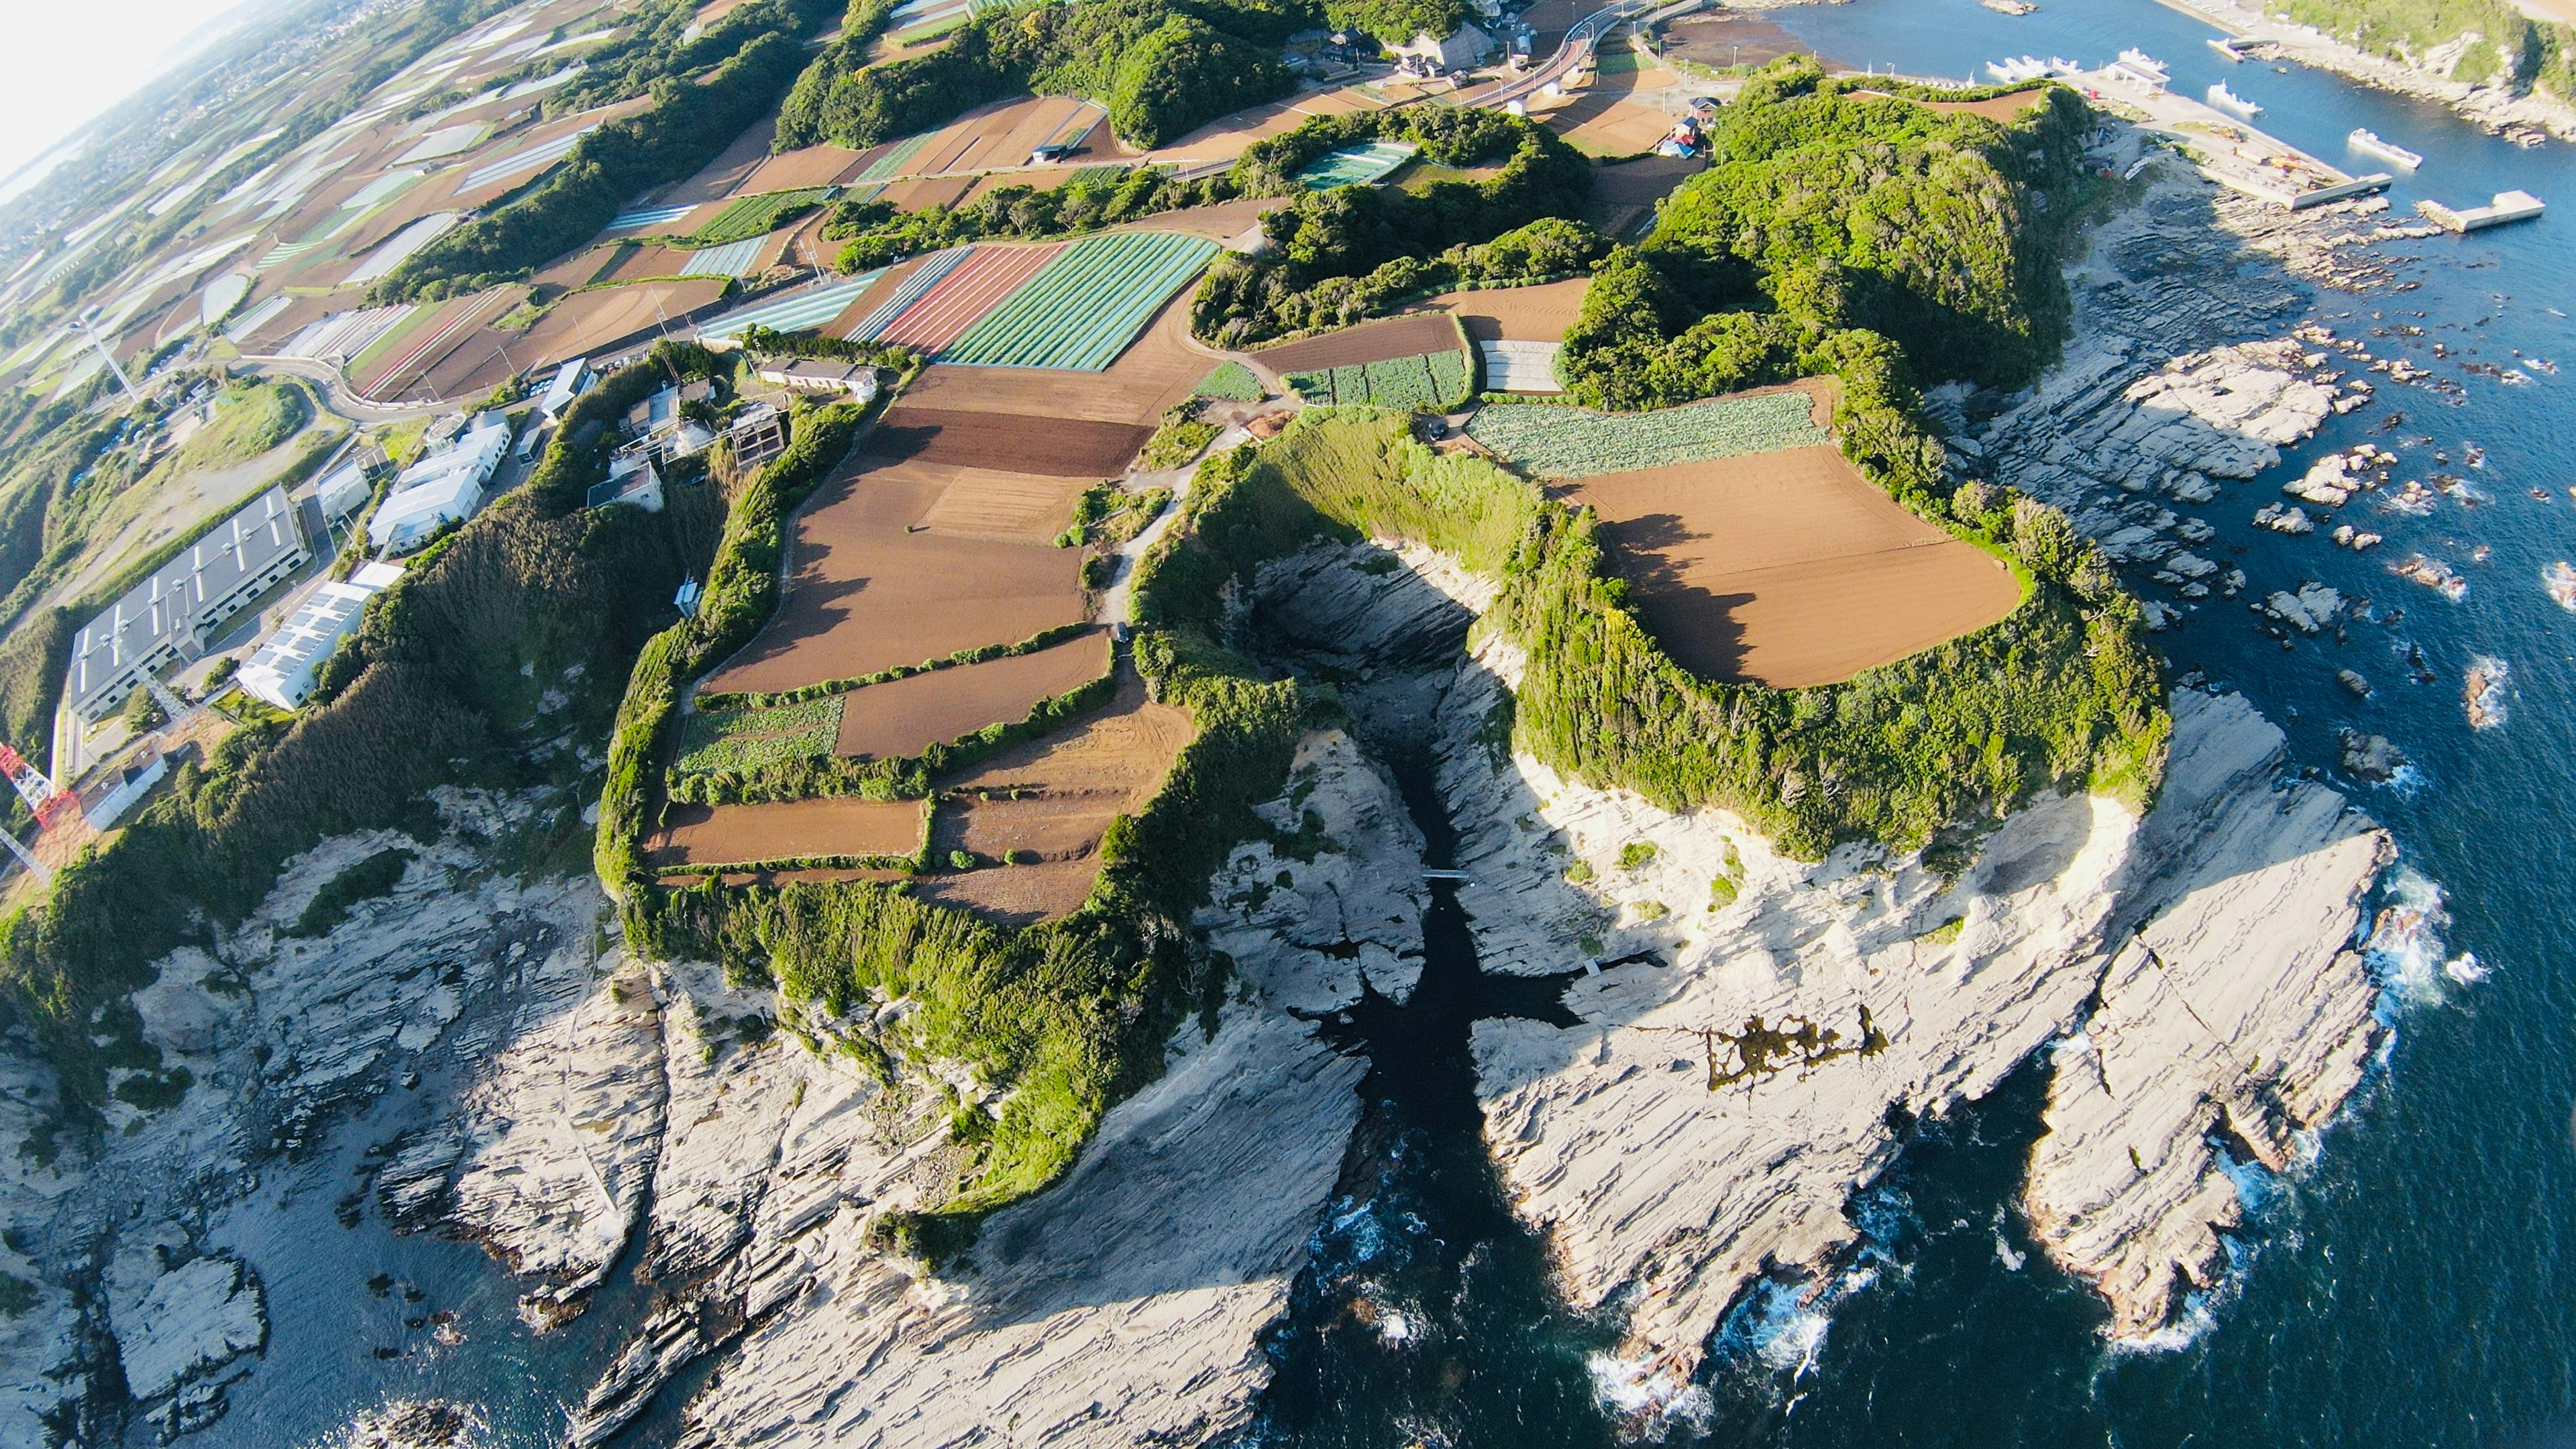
left=183, top=4, right=2576, bottom=1442
left=1255, top=3, right=2576, bottom=1444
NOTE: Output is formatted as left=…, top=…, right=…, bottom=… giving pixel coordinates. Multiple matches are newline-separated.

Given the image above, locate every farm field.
left=1284, top=351, right=1469, bottom=409
left=836, top=627, right=1111, bottom=759
left=874, top=243, right=1067, bottom=353
left=873, top=406, right=1151, bottom=477
left=940, top=231, right=1218, bottom=370
left=1590, top=154, right=1701, bottom=237
left=1465, top=385, right=1831, bottom=478
left=1426, top=278, right=1591, bottom=342
left=702, top=457, right=1088, bottom=696
left=841, top=247, right=972, bottom=341
left=1561, top=445, right=2023, bottom=688
left=1255, top=313, right=1460, bottom=373
left=692, top=186, right=835, bottom=245
left=1542, top=95, right=1679, bottom=157
left=920, top=666, right=1194, bottom=924
left=647, top=795, right=926, bottom=867
left=895, top=290, right=1211, bottom=423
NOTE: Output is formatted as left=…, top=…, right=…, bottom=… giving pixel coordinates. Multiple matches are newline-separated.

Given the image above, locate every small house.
left=1395, top=21, right=1492, bottom=72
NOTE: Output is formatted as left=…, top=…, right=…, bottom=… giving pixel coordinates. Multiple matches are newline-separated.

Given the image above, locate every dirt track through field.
left=1562, top=445, right=2023, bottom=688
left=1255, top=313, right=1460, bottom=373
left=873, top=405, right=1149, bottom=476
left=920, top=665, right=1194, bottom=923
left=648, top=795, right=926, bottom=865
left=837, top=627, right=1112, bottom=759
left=704, top=458, right=1087, bottom=694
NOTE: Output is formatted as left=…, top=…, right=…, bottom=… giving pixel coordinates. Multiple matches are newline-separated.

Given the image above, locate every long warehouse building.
left=66, top=486, right=309, bottom=722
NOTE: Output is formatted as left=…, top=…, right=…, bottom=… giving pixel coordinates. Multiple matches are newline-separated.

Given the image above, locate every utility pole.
left=71, top=313, right=142, bottom=405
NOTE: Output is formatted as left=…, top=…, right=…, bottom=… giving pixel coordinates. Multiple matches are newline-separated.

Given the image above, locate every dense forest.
left=774, top=0, right=1305, bottom=152
left=1564, top=60, right=2096, bottom=400
left=1190, top=108, right=1597, bottom=345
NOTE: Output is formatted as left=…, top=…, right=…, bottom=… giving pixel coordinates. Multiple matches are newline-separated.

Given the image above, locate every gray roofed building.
left=67, top=486, right=309, bottom=723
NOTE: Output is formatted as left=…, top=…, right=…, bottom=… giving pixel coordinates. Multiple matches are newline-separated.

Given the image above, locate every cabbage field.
left=675, top=696, right=844, bottom=774
left=1284, top=350, right=1471, bottom=410
left=1463, top=390, right=1830, bottom=479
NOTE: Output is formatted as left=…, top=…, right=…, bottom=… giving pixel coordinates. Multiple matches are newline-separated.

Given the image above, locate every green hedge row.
left=594, top=400, right=875, bottom=894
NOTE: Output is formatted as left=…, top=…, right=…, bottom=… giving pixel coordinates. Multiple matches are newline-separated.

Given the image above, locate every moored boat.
left=2348, top=127, right=2424, bottom=169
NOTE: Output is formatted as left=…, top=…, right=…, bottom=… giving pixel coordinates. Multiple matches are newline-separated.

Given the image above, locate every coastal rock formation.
left=2023, top=691, right=2389, bottom=1336
left=434, top=727, right=1415, bottom=1448
left=0, top=789, right=608, bottom=1446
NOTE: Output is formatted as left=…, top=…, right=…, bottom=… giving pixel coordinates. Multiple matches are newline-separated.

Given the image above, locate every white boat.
left=1985, top=54, right=2050, bottom=83
left=2207, top=81, right=2262, bottom=116
left=2348, top=127, right=2424, bottom=168
left=2417, top=189, right=2545, bottom=232
left=2106, top=47, right=2170, bottom=90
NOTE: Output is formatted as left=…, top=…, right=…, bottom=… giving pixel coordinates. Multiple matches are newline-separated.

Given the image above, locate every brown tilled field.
left=1850, top=89, right=2051, bottom=123
left=837, top=627, right=1112, bottom=759
left=702, top=458, right=1088, bottom=695
left=1254, top=313, right=1461, bottom=373
left=1545, top=97, right=1682, bottom=158
left=740, top=142, right=873, bottom=193
left=896, top=290, right=1211, bottom=423
left=1422, top=278, right=1590, bottom=343
left=912, top=96, right=1103, bottom=176
left=873, top=406, right=1150, bottom=476
left=659, top=112, right=788, bottom=207
left=919, top=667, right=1195, bottom=923
left=1590, top=154, right=1702, bottom=237
left=647, top=795, right=927, bottom=865
left=1560, top=445, right=2022, bottom=688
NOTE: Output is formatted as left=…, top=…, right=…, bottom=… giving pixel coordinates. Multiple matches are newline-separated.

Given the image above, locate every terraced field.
left=939, top=232, right=1220, bottom=370
left=692, top=186, right=835, bottom=245
left=1465, top=387, right=1832, bottom=479
left=1295, top=140, right=1419, bottom=189
left=1285, top=351, right=1470, bottom=409
left=875, top=244, right=1067, bottom=354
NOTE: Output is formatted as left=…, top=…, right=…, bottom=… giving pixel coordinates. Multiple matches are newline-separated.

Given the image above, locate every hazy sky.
left=0, top=1, right=266, bottom=188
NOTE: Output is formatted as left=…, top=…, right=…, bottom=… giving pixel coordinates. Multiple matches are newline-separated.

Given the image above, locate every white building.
left=586, top=453, right=665, bottom=512
left=235, top=561, right=405, bottom=710
left=80, top=748, right=168, bottom=830
left=68, top=487, right=309, bottom=723
left=1395, top=20, right=1491, bottom=71
left=757, top=358, right=879, bottom=400
left=368, top=417, right=511, bottom=552
left=314, top=459, right=373, bottom=520
left=538, top=356, right=592, bottom=423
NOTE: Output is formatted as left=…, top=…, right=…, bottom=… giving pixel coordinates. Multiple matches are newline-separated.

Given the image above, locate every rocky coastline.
left=0, top=119, right=2437, bottom=1449
left=2156, top=0, right=2576, bottom=142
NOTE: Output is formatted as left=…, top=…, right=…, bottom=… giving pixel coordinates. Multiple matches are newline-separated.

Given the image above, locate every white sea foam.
left=1588, top=1352, right=1717, bottom=1436
left=1994, top=1232, right=2027, bottom=1271
left=2445, top=951, right=2489, bottom=984
left=1375, top=1307, right=1421, bottom=1346
left=2365, top=866, right=2460, bottom=1008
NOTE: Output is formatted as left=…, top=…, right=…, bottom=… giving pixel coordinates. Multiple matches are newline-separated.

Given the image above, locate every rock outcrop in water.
left=1258, top=547, right=2387, bottom=1401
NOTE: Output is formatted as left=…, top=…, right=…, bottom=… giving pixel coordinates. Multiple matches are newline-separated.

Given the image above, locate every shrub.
left=288, top=847, right=416, bottom=938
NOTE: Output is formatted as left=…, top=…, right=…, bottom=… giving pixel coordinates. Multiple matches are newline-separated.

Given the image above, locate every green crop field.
left=693, top=186, right=835, bottom=246
left=1285, top=350, right=1469, bottom=410
left=1194, top=361, right=1267, bottom=400
left=675, top=696, right=844, bottom=773
left=939, top=231, right=1220, bottom=370
left=1464, top=391, right=1831, bottom=478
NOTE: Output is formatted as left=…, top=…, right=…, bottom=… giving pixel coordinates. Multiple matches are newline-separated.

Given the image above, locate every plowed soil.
left=1255, top=313, right=1461, bottom=373
left=647, top=795, right=927, bottom=865
left=872, top=405, right=1150, bottom=476
left=896, top=289, right=1210, bottom=423
left=1546, top=97, right=1682, bottom=158
left=1561, top=445, right=2023, bottom=688
left=659, top=111, right=788, bottom=207
left=911, top=96, right=1103, bottom=176
left=919, top=665, right=1195, bottom=923
left=837, top=627, right=1112, bottom=759
left=702, top=456, right=1087, bottom=695
left=1421, top=278, right=1590, bottom=343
